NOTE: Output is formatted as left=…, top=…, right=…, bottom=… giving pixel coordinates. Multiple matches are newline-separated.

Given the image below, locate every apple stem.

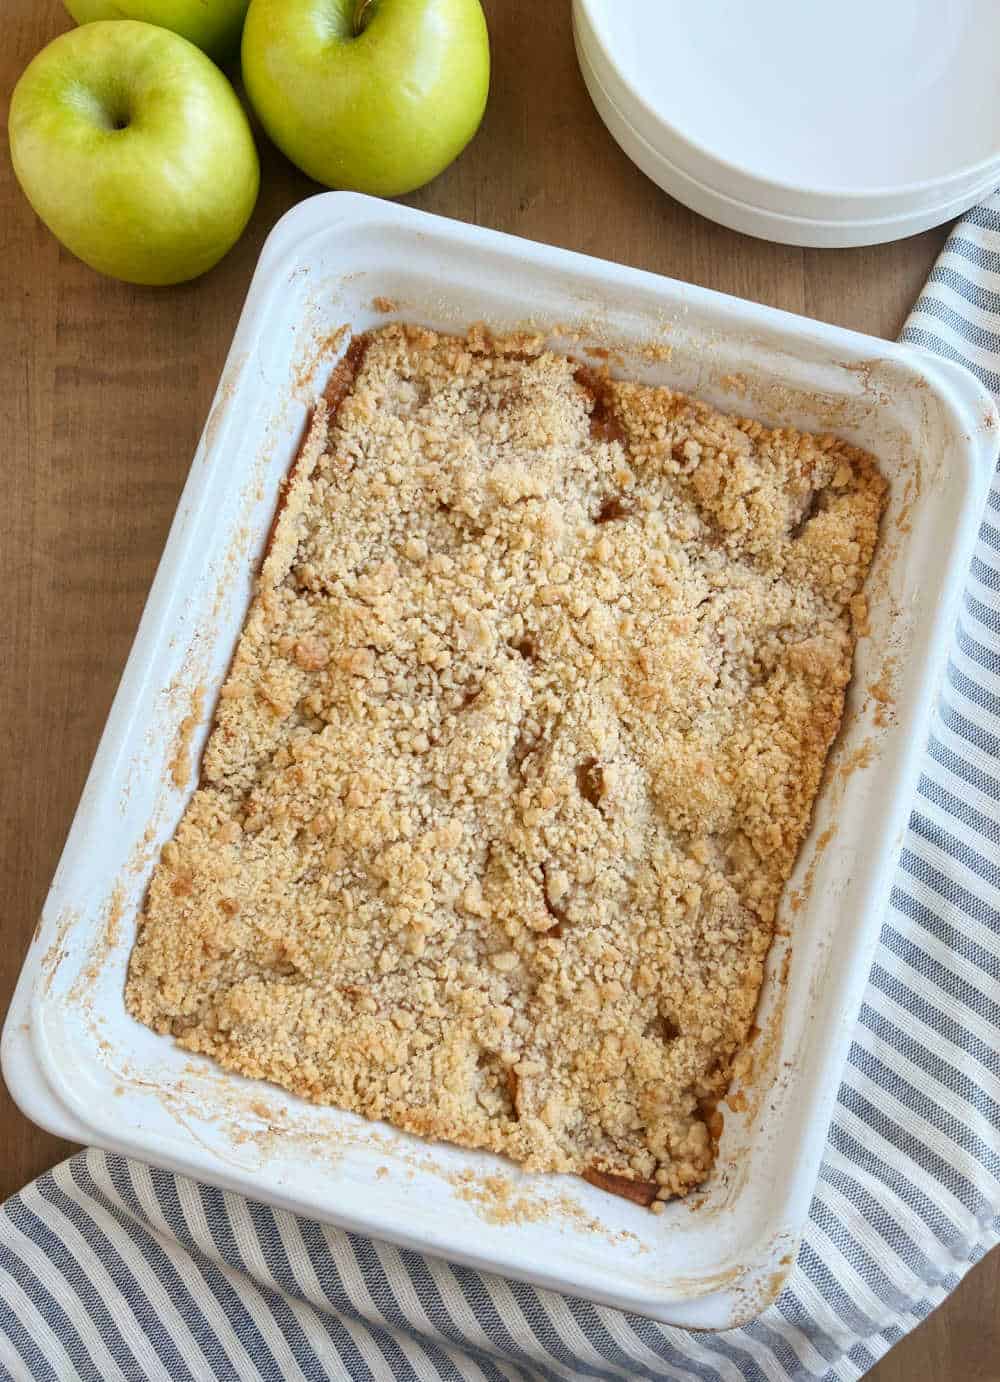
left=352, top=0, right=377, bottom=35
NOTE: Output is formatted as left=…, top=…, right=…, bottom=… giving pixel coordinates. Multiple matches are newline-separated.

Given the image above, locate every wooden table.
left=3, top=3, right=997, bottom=1377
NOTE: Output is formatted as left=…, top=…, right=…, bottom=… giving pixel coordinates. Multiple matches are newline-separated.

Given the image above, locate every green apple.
left=241, top=0, right=489, bottom=196
left=9, top=21, right=259, bottom=286
left=64, top=0, right=251, bottom=64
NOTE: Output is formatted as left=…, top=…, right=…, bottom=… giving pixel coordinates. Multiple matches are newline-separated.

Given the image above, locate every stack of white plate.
left=573, top=0, right=1000, bottom=248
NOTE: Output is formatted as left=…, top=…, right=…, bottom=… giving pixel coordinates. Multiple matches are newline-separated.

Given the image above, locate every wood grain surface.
left=2, top=4, right=997, bottom=1377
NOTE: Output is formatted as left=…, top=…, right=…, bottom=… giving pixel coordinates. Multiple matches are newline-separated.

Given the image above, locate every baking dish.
left=3, top=193, right=995, bottom=1329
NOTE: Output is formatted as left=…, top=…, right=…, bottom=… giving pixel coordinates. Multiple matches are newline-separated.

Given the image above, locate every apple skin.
left=241, top=0, right=489, bottom=196
left=9, top=21, right=260, bottom=286
left=64, top=0, right=251, bottom=63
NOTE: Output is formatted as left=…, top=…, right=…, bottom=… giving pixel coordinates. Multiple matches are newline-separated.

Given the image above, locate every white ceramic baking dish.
left=3, top=194, right=995, bottom=1329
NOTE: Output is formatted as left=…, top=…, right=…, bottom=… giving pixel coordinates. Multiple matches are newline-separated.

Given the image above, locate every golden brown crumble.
left=126, top=324, right=885, bottom=1204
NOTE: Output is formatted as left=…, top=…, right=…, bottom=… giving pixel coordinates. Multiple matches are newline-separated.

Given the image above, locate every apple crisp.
left=126, top=323, right=885, bottom=1206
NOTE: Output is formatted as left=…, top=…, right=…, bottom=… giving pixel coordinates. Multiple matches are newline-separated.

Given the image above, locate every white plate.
left=575, top=18, right=1000, bottom=248
left=576, top=0, right=1000, bottom=223
left=3, top=194, right=996, bottom=1329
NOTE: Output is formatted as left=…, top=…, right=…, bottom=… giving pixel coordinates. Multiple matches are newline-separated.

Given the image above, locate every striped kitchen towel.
left=3, top=203, right=1000, bottom=1382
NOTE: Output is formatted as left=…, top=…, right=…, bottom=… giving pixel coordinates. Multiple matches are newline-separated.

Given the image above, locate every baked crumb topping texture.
left=126, top=324, right=885, bottom=1204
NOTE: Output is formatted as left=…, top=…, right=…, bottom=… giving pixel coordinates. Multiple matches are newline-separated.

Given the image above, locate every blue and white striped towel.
left=3, top=201, right=1000, bottom=1382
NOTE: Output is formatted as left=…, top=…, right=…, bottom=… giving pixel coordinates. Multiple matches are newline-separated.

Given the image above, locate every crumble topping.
left=126, top=324, right=885, bottom=1203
